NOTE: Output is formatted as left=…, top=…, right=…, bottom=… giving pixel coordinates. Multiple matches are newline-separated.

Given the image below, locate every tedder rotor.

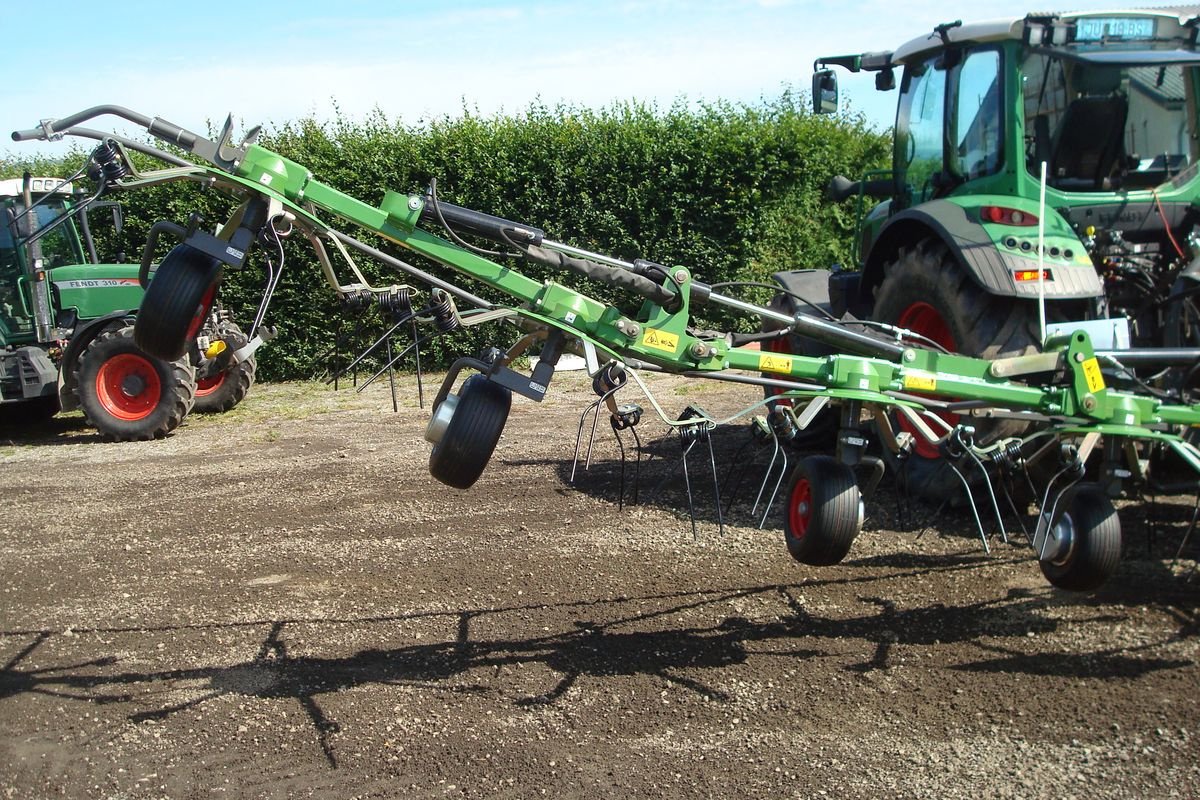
left=15, top=104, right=1200, bottom=592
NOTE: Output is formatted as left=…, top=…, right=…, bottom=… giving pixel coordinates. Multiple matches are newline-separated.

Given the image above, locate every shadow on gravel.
left=0, top=415, right=105, bottom=446
left=7, top=579, right=1189, bottom=769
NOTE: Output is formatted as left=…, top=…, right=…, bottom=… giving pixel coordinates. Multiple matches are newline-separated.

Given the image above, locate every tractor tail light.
left=981, top=206, right=1039, bottom=226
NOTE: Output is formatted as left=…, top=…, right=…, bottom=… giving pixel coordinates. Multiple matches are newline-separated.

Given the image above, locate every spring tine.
left=706, top=431, right=724, bottom=536
left=569, top=398, right=603, bottom=484
left=759, top=445, right=789, bottom=530
left=680, top=438, right=698, bottom=542
left=751, top=427, right=782, bottom=516
left=945, top=460, right=990, bottom=554
left=613, top=425, right=627, bottom=511
left=412, top=318, right=425, bottom=409
left=630, top=425, right=643, bottom=506
left=386, top=336, right=398, bottom=412
left=721, top=437, right=757, bottom=516
left=964, top=447, right=1008, bottom=544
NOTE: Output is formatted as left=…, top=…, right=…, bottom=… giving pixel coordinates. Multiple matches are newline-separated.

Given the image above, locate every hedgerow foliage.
left=3, top=93, right=887, bottom=379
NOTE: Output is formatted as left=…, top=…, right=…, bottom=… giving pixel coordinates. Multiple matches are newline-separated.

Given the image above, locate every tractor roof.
left=819, top=6, right=1200, bottom=71
left=0, top=177, right=72, bottom=198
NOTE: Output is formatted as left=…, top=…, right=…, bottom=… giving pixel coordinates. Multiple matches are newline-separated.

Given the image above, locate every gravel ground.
left=0, top=371, right=1197, bottom=799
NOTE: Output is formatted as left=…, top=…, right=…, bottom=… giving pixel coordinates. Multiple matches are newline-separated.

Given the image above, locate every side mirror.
left=812, top=69, right=838, bottom=114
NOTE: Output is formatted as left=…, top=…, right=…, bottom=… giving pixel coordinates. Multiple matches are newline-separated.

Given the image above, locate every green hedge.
left=2, top=93, right=888, bottom=379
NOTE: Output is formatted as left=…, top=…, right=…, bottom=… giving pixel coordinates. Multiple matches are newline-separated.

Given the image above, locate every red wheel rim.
left=196, top=371, right=226, bottom=397
left=897, top=301, right=957, bottom=459
left=95, top=353, right=161, bottom=421
left=185, top=284, right=218, bottom=342
left=788, top=477, right=813, bottom=540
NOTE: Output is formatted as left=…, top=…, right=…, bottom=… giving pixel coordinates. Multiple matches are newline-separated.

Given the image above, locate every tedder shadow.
left=3, top=578, right=1192, bottom=769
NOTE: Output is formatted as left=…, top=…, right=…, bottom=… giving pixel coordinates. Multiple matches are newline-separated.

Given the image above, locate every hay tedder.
left=13, top=100, right=1200, bottom=593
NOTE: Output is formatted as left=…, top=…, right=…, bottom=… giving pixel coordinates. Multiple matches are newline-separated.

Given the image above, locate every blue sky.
left=1, top=0, right=1146, bottom=159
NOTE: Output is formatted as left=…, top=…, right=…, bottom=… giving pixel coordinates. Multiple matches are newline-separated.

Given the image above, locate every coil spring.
left=377, top=287, right=413, bottom=316
left=992, top=439, right=1026, bottom=473
left=678, top=422, right=712, bottom=447
left=92, top=140, right=129, bottom=185
left=430, top=290, right=460, bottom=333
left=340, top=289, right=375, bottom=314
left=592, top=363, right=626, bottom=397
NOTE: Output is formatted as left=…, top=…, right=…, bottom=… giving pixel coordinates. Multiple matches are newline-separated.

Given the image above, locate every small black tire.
left=760, top=292, right=839, bottom=451
left=783, top=455, right=863, bottom=566
left=429, top=375, right=512, bottom=489
left=873, top=239, right=1042, bottom=499
left=134, top=243, right=223, bottom=362
left=75, top=325, right=197, bottom=442
left=1039, top=483, right=1122, bottom=592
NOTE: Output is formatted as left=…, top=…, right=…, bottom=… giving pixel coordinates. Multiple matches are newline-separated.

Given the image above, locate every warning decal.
left=642, top=328, right=679, bottom=354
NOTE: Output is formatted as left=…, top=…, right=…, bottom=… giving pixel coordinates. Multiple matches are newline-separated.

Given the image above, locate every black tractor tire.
left=760, top=293, right=839, bottom=451
left=193, top=322, right=257, bottom=414
left=1039, top=483, right=1122, bottom=592
left=872, top=239, right=1042, bottom=500
left=75, top=325, right=197, bottom=442
left=783, top=455, right=863, bottom=566
left=135, top=243, right=223, bottom=362
left=429, top=375, right=512, bottom=489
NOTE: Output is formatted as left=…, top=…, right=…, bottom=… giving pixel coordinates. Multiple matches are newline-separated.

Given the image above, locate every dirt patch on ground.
left=1, top=371, right=1197, bottom=799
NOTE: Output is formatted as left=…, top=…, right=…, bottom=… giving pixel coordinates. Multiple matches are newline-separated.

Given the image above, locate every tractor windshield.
left=1022, top=50, right=1200, bottom=191
left=0, top=199, right=84, bottom=334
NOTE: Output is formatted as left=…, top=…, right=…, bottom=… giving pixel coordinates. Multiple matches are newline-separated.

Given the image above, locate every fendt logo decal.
left=54, top=279, right=141, bottom=290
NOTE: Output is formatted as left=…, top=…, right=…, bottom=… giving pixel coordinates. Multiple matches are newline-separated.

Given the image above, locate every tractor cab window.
left=1023, top=51, right=1199, bottom=190
left=896, top=56, right=947, bottom=205
left=896, top=48, right=1004, bottom=206
left=0, top=200, right=82, bottom=335
left=951, top=49, right=1003, bottom=181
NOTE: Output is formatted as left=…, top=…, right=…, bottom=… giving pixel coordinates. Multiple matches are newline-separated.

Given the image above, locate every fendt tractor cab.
left=775, top=7, right=1200, bottom=495
left=0, top=176, right=255, bottom=439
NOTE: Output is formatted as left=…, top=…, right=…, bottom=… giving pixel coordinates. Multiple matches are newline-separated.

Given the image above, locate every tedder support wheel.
left=760, top=293, right=838, bottom=450
left=872, top=239, right=1042, bottom=500
left=1039, top=483, right=1122, bottom=592
left=75, top=325, right=197, bottom=442
left=193, top=322, right=257, bottom=414
left=783, top=455, right=863, bottom=566
left=135, top=243, right=223, bottom=362
left=428, top=374, right=512, bottom=489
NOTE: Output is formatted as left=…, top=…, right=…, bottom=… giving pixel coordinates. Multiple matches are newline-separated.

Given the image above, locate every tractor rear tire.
left=872, top=239, right=1041, bottom=500
left=429, top=375, right=512, bottom=489
left=75, top=325, right=197, bottom=442
left=1038, top=483, right=1122, bottom=592
left=783, top=455, right=863, bottom=566
left=135, top=243, right=223, bottom=362
left=760, top=292, right=839, bottom=451
left=194, top=322, right=257, bottom=414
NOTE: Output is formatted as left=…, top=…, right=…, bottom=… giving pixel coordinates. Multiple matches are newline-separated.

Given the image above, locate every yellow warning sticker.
left=1082, top=357, right=1105, bottom=393
left=903, top=373, right=937, bottom=392
left=642, top=328, right=679, bottom=354
left=759, top=354, right=792, bottom=374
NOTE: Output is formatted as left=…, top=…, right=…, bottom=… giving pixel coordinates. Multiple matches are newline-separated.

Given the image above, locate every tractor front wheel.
left=872, top=239, right=1041, bottom=499
left=783, top=455, right=863, bottom=566
left=75, top=326, right=197, bottom=441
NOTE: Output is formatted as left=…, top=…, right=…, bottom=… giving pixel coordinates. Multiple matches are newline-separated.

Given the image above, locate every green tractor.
left=769, top=7, right=1200, bottom=495
left=0, top=174, right=255, bottom=439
